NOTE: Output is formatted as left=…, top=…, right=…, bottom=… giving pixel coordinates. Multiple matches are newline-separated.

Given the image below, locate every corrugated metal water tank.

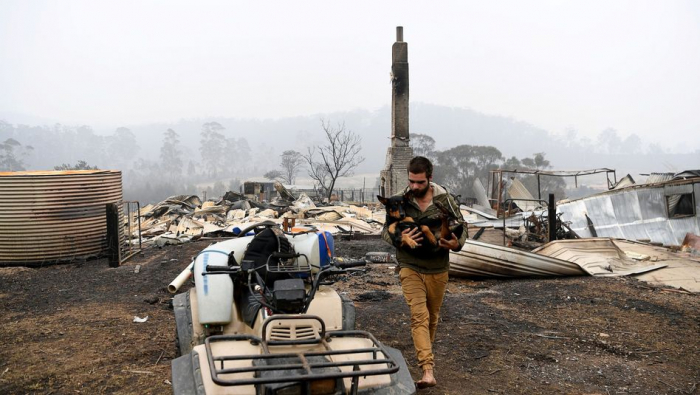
left=0, top=170, right=123, bottom=265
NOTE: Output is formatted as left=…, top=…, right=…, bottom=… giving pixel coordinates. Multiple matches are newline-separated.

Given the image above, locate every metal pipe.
left=496, top=171, right=503, bottom=214
left=487, top=172, right=492, bottom=204
left=136, top=201, right=142, bottom=250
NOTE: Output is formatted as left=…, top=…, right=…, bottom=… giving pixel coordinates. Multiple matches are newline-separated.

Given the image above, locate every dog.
left=377, top=194, right=459, bottom=250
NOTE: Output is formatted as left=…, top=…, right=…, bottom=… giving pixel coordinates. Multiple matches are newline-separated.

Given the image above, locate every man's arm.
left=381, top=223, right=393, bottom=246
left=440, top=193, right=469, bottom=251
left=453, top=201, right=469, bottom=250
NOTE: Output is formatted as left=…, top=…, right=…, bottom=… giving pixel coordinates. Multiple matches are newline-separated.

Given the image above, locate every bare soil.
left=0, top=236, right=698, bottom=394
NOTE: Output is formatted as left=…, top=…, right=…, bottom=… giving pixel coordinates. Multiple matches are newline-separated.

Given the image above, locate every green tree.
left=264, top=170, right=284, bottom=181
left=225, top=137, right=252, bottom=175
left=186, top=161, right=196, bottom=177
left=433, top=145, right=503, bottom=198
left=0, top=138, right=32, bottom=171
left=279, top=150, right=304, bottom=184
left=409, top=133, right=436, bottom=161
left=199, top=122, right=227, bottom=178
left=53, top=160, right=98, bottom=170
left=622, top=133, right=642, bottom=154
left=515, top=152, right=566, bottom=201
left=71, top=125, right=105, bottom=167
left=596, top=128, right=622, bottom=154
left=503, top=156, right=521, bottom=169
left=107, top=127, right=139, bottom=170
left=160, top=128, right=183, bottom=178
left=520, top=152, right=550, bottom=170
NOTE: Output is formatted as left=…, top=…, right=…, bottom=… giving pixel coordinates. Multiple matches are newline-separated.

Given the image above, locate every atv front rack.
left=204, top=315, right=400, bottom=393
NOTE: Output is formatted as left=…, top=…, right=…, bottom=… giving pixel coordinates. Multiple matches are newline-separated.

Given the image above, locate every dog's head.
left=377, top=195, right=408, bottom=220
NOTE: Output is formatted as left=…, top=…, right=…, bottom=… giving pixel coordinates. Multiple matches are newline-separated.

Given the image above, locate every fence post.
left=548, top=193, right=556, bottom=242
left=106, top=203, right=121, bottom=267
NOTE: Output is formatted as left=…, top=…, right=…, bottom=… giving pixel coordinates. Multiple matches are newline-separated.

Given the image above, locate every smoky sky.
left=1, top=0, right=699, bottom=152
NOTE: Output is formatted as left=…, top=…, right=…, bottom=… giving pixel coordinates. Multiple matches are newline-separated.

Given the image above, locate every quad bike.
left=168, top=222, right=415, bottom=395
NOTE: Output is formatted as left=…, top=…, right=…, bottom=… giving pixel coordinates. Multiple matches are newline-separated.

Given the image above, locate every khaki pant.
left=399, top=267, right=449, bottom=370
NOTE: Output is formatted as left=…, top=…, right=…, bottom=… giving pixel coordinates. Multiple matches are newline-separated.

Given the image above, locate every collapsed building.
left=132, top=184, right=384, bottom=248
left=557, top=170, right=700, bottom=246
left=450, top=169, right=700, bottom=292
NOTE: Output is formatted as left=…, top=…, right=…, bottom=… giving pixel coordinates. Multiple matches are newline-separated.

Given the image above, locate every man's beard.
left=412, top=184, right=430, bottom=198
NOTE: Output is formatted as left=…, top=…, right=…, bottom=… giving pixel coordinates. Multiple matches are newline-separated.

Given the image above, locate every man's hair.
left=408, top=156, right=433, bottom=178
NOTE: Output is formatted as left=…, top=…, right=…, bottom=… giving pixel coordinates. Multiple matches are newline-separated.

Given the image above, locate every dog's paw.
left=420, top=225, right=438, bottom=245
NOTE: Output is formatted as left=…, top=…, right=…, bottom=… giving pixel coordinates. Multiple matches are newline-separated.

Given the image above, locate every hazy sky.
left=1, top=1, right=699, bottom=150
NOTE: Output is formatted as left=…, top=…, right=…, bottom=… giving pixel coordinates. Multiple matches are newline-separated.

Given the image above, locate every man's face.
left=408, top=172, right=431, bottom=198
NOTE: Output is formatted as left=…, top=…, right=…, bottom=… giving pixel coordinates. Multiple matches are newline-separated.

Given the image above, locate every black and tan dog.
left=377, top=194, right=458, bottom=249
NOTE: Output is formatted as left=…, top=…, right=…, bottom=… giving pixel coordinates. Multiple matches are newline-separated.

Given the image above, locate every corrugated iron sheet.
left=0, top=170, right=123, bottom=264
left=558, top=178, right=700, bottom=246
left=507, top=178, right=541, bottom=211
left=532, top=238, right=666, bottom=276
left=461, top=205, right=498, bottom=221
left=449, top=239, right=586, bottom=278
left=611, top=174, right=635, bottom=190
left=643, top=173, right=673, bottom=185
left=472, top=178, right=490, bottom=208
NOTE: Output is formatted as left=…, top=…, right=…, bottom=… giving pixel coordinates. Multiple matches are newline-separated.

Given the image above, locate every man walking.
left=381, top=156, right=468, bottom=388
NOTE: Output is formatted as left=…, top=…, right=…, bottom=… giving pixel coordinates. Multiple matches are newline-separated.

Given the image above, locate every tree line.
left=3, top=117, right=634, bottom=205
left=0, top=119, right=366, bottom=204
left=410, top=133, right=567, bottom=202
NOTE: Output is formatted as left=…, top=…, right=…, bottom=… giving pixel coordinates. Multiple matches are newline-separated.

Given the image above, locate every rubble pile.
left=128, top=190, right=386, bottom=247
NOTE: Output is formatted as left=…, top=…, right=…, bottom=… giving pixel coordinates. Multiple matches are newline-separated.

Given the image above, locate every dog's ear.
left=377, top=195, right=388, bottom=205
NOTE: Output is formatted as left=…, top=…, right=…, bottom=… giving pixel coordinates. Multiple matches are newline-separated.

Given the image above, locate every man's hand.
left=401, top=227, right=423, bottom=248
left=439, top=232, right=460, bottom=251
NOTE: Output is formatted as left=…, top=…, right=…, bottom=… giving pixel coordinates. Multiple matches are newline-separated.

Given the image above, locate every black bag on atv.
left=239, top=226, right=300, bottom=325
left=241, top=226, right=293, bottom=275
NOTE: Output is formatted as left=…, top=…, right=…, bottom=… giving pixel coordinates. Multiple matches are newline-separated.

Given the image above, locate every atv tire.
left=340, top=293, right=356, bottom=330
left=173, top=291, right=195, bottom=356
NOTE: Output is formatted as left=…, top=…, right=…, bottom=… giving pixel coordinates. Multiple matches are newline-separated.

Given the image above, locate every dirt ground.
left=0, top=236, right=698, bottom=395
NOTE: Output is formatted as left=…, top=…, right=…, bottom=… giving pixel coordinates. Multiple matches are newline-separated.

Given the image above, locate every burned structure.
left=558, top=171, right=700, bottom=246
left=380, top=26, right=413, bottom=197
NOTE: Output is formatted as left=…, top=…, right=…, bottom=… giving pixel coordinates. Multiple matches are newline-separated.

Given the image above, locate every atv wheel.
left=173, top=292, right=195, bottom=356
left=340, top=293, right=356, bottom=330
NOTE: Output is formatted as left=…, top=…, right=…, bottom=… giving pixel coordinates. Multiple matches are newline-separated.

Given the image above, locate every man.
left=381, top=156, right=468, bottom=389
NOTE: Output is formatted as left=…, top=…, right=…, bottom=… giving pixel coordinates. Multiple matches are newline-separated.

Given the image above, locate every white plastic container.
left=287, top=231, right=334, bottom=272
left=210, top=236, right=255, bottom=266
left=193, top=236, right=253, bottom=325
left=288, top=232, right=319, bottom=271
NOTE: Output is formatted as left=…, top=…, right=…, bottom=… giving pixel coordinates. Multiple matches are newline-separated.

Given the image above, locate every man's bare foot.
left=415, top=368, right=437, bottom=389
